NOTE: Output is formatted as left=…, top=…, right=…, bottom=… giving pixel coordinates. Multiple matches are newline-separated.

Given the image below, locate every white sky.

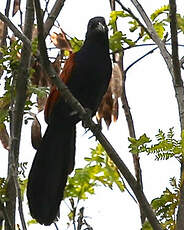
left=0, top=0, right=184, bottom=229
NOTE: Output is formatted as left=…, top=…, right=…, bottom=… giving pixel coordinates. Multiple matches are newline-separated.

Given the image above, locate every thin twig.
left=11, top=165, right=27, bottom=230
left=112, top=0, right=145, bottom=224
left=0, top=12, right=31, bottom=49
left=115, top=0, right=150, bottom=37
left=0, top=199, right=14, bottom=230
left=125, top=46, right=157, bottom=74
left=34, top=0, right=162, bottom=229
left=130, top=0, right=173, bottom=77
left=54, top=223, right=59, bottom=230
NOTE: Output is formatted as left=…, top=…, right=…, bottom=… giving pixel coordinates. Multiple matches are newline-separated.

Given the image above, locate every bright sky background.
left=0, top=0, right=184, bottom=229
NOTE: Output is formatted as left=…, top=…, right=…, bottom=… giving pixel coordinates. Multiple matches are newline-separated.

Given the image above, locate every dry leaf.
left=97, top=62, right=123, bottom=127
left=110, top=62, right=123, bottom=122
left=31, top=116, right=42, bottom=150
left=12, top=0, right=21, bottom=17
left=32, top=25, right=38, bottom=40
left=0, top=20, right=4, bottom=44
left=0, top=123, right=9, bottom=150
left=31, top=59, right=50, bottom=87
left=50, top=30, right=72, bottom=52
left=111, top=62, right=122, bottom=99
left=97, top=86, right=113, bottom=128
left=37, top=95, right=47, bottom=113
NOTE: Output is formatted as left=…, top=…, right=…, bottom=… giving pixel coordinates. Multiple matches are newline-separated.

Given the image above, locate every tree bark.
left=5, top=1, right=34, bottom=230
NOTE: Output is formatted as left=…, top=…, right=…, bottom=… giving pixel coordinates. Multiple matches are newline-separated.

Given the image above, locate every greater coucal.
left=27, top=16, right=112, bottom=225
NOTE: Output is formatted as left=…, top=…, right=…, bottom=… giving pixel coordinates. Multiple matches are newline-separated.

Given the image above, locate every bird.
left=27, top=16, right=112, bottom=226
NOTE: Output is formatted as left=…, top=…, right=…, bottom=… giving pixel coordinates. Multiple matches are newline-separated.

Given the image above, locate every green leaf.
left=27, top=219, right=37, bottom=225
left=150, top=5, right=169, bottom=21
left=109, top=31, right=123, bottom=51
left=69, top=37, right=83, bottom=52
left=153, top=22, right=165, bottom=39
left=150, top=177, right=179, bottom=229
left=65, top=144, right=124, bottom=200
left=142, top=221, right=153, bottom=230
left=128, top=134, right=151, bottom=154
left=109, top=11, right=130, bottom=30
left=130, top=128, right=183, bottom=161
left=177, top=14, right=184, bottom=33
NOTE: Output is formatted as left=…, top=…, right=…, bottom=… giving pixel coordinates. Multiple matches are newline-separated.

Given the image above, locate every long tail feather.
left=27, top=122, right=76, bottom=225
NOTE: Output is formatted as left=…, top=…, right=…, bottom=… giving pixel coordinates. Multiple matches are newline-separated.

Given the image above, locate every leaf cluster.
left=109, top=11, right=135, bottom=51
left=129, top=128, right=183, bottom=161
left=69, top=37, right=83, bottom=53
left=0, top=41, right=22, bottom=123
left=64, top=144, right=124, bottom=200
left=143, top=177, right=179, bottom=230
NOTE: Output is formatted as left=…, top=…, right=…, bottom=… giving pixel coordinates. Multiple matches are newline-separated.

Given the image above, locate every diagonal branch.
left=44, top=0, right=66, bottom=37
left=0, top=12, right=31, bottom=49
left=115, top=0, right=150, bottom=37
left=34, top=0, right=162, bottom=229
left=129, top=0, right=173, bottom=78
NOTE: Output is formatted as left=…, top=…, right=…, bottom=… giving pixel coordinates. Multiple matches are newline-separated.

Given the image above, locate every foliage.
left=150, top=5, right=170, bottom=21
left=64, top=143, right=124, bottom=227
left=69, top=37, right=83, bottom=52
left=109, top=5, right=184, bottom=44
left=109, top=11, right=135, bottom=50
left=65, top=143, right=124, bottom=200
left=129, top=129, right=182, bottom=229
left=129, top=128, right=183, bottom=161
left=0, top=41, right=22, bottom=123
left=143, top=177, right=179, bottom=230
left=142, top=221, right=153, bottom=230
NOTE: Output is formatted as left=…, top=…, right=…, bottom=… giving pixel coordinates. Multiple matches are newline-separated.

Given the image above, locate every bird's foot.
left=82, top=108, right=102, bottom=139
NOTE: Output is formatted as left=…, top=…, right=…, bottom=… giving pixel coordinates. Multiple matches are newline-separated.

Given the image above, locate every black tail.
left=27, top=121, right=76, bottom=225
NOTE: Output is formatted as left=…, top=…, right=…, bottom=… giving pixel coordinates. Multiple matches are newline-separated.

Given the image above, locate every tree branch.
left=112, top=0, right=145, bottom=224
left=6, top=0, right=34, bottom=230
left=125, top=46, right=157, bottom=74
left=169, top=0, right=182, bottom=86
left=34, top=0, right=162, bottom=229
left=0, top=199, right=13, bottom=230
left=169, top=1, right=184, bottom=230
left=129, top=0, right=173, bottom=78
left=44, top=0, right=66, bottom=37
left=0, top=12, right=31, bottom=49
left=115, top=0, right=150, bottom=37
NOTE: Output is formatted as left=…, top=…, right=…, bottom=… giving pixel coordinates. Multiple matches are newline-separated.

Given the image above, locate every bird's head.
left=85, top=17, right=108, bottom=41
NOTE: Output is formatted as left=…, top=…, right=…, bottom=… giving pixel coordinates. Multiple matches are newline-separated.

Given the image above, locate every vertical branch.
left=6, top=0, right=34, bottom=229
left=121, top=71, right=145, bottom=225
left=169, top=1, right=184, bottom=230
left=111, top=0, right=145, bottom=225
